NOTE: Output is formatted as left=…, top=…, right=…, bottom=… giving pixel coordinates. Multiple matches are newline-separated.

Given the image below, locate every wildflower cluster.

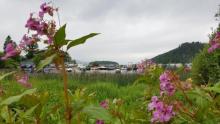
left=148, top=70, right=194, bottom=123
left=24, top=2, right=57, bottom=45
left=208, top=32, right=220, bottom=53
left=148, top=71, right=176, bottom=123
left=2, top=2, right=57, bottom=61
left=137, top=59, right=156, bottom=73
left=159, top=71, right=176, bottom=96
left=1, top=2, right=57, bottom=88
left=148, top=96, right=175, bottom=123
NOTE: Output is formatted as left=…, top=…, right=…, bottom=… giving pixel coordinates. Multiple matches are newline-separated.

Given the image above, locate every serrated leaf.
left=54, top=24, right=67, bottom=46
left=0, top=71, right=16, bottom=81
left=67, top=33, right=99, bottom=50
left=82, top=105, right=111, bottom=121
left=37, top=54, right=57, bottom=71
left=0, top=88, right=36, bottom=106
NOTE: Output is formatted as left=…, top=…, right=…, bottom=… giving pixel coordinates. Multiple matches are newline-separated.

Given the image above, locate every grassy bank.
left=1, top=73, right=144, bottom=107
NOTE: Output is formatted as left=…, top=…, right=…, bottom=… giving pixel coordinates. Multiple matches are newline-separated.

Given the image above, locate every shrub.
left=191, top=45, right=220, bottom=84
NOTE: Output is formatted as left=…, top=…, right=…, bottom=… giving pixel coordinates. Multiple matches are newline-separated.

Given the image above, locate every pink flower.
left=137, top=61, right=145, bottom=73
left=39, top=2, right=55, bottom=18
left=95, top=100, right=109, bottom=124
left=96, top=120, right=104, bottom=124
left=208, top=32, right=220, bottom=53
left=25, top=14, right=41, bottom=31
left=159, top=71, right=176, bottom=96
left=19, top=34, right=39, bottom=50
left=151, top=105, right=175, bottom=123
left=19, top=41, right=26, bottom=49
left=37, top=22, right=48, bottom=35
left=25, top=14, right=49, bottom=36
left=22, top=35, right=34, bottom=45
left=215, top=32, right=220, bottom=40
left=16, top=74, right=32, bottom=88
left=100, top=100, right=109, bottom=109
left=208, top=40, right=220, bottom=53
left=148, top=96, right=158, bottom=111
left=1, top=43, right=20, bottom=60
left=148, top=96, right=175, bottom=123
left=47, top=37, right=53, bottom=44
left=137, top=59, right=155, bottom=73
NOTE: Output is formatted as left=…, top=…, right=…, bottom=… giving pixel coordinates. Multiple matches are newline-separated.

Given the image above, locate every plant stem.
left=174, top=81, right=193, bottom=105
left=60, top=56, right=72, bottom=124
left=77, top=113, right=81, bottom=124
left=7, top=107, right=12, bottom=124
left=35, top=117, right=41, bottom=124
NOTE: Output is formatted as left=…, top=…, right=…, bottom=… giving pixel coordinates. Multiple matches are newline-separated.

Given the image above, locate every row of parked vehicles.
left=20, top=62, right=138, bottom=74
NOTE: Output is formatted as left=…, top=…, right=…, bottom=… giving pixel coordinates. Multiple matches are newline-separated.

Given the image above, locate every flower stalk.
left=60, top=55, right=72, bottom=124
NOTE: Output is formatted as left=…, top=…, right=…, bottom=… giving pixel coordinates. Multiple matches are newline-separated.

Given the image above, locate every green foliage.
left=54, top=24, right=68, bottom=47
left=0, top=88, right=50, bottom=123
left=191, top=45, right=220, bottom=84
left=82, top=105, right=111, bottom=121
left=0, top=73, right=144, bottom=123
left=205, top=82, right=220, bottom=93
left=1, top=69, right=220, bottom=123
left=25, top=43, right=39, bottom=59
left=134, top=66, right=163, bottom=85
left=36, top=54, right=57, bottom=71
left=63, top=51, right=72, bottom=62
left=0, top=88, right=36, bottom=106
left=67, top=33, right=99, bottom=50
left=0, top=71, right=16, bottom=81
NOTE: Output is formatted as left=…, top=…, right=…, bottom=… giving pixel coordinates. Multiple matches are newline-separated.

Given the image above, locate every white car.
left=115, top=69, right=121, bottom=73
left=66, top=68, right=73, bottom=72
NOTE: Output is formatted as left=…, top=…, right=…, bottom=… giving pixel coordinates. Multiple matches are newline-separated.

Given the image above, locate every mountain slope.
left=152, top=42, right=206, bottom=64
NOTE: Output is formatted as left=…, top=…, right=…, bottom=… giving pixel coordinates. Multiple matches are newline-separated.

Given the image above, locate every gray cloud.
left=0, top=0, right=219, bottom=64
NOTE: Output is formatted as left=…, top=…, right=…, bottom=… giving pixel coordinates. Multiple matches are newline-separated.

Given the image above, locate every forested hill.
left=152, top=42, right=206, bottom=64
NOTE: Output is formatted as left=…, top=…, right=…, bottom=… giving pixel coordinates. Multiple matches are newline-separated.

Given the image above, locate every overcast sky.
left=0, top=0, right=219, bottom=64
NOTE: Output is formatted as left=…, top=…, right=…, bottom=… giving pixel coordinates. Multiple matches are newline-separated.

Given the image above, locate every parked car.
left=66, top=68, right=73, bottom=72
left=115, top=69, right=121, bottom=74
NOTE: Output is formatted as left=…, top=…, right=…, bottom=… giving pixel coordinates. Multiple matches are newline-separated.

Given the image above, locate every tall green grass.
left=1, top=73, right=144, bottom=105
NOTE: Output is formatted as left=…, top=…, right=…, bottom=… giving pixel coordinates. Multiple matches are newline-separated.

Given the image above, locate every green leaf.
left=67, top=33, right=99, bottom=50
left=23, top=104, right=39, bottom=117
left=205, top=87, right=220, bottom=93
left=0, top=71, right=16, bottom=81
left=82, top=105, right=111, bottom=121
left=0, top=88, right=36, bottom=106
left=36, top=54, right=57, bottom=71
left=54, top=24, right=67, bottom=46
left=205, top=82, right=220, bottom=93
left=187, top=88, right=212, bottom=113
left=1, top=106, right=11, bottom=123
